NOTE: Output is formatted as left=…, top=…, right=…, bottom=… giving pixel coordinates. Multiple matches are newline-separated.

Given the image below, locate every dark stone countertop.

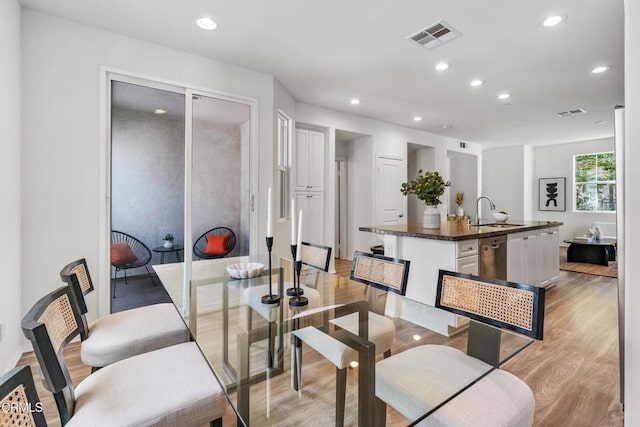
left=359, top=220, right=563, bottom=241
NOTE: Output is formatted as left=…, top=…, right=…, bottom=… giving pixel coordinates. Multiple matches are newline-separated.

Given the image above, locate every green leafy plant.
left=400, top=170, right=450, bottom=206
left=498, top=211, right=508, bottom=214
left=163, top=233, right=174, bottom=241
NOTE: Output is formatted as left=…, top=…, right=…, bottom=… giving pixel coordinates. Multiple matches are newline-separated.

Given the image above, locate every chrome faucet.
left=474, top=195, right=496, bottom=225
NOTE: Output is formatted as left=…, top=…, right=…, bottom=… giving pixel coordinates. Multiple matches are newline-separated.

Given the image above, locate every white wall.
left=624, top=0, right=639, bottom=422
left=21, top=9, right=275, bottom=327
left=346, top=137, right=375, bottom=256
left=0, top=0, right=22, bottom=372
left=482, top=145, right=531, bottom=221
left=448, top=153, right=478, bottom=217
left=533, top=138, right=616, bottom=242
left=295, top=102, right=481, bottom=259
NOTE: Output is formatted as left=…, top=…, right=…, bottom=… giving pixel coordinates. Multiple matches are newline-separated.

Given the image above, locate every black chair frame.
left=111, top=230, right=156, bottom=298
left=60, top=258, right=93, bottom=340
left=193, top=227, right=237, bottom=259
left=0, top=365, right=47, bottom=426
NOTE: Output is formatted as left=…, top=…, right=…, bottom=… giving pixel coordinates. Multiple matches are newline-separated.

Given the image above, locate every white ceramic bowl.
left=226, top=262, right=265, bottom=279
left=493, top=212, right=509, bottom=223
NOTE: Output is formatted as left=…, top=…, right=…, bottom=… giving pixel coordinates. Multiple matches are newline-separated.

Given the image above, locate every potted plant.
left=455, top=192, right=465, bottom=217
left=401, top=170, right=450, bottom=228
left=163, top=233, right=175, bottom=249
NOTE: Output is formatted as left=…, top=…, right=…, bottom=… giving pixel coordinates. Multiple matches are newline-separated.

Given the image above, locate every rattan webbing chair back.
left=350, top=251, right=411, bottom=296
left=436, top=270, right=545, bottom=340
left=60, top=258, right=93, bottom=338
left=0, top=366, right=47, bottom=427
left=300, top=242, right=332, bottom=271
left=193, top=227, right=237, bottom=259
left=21, top=286, right=85, bottom=424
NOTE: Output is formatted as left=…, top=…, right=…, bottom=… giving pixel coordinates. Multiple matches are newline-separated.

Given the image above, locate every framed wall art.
left=539, top=177, right=566, bottom=211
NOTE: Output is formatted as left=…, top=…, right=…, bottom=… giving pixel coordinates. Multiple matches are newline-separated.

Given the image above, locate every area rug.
left=559, top=246, right=617, bottom=278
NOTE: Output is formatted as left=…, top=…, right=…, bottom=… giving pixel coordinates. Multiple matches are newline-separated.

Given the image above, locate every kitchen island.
left=360, top=220, right=562, bottom=335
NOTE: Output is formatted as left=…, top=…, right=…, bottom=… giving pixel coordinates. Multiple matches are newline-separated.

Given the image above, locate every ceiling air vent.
left=408, top=20, right=461, bottom=49
left=557, top=108, right=587, bottom=117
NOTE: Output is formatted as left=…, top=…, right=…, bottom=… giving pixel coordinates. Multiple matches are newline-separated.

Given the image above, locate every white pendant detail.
left=423, top=205, right=441, bottom=229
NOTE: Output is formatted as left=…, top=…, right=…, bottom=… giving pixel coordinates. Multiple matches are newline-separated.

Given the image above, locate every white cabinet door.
left=538, top=229, right=552, bottom=287
left=456, top=255, right=479, bottom=275
left=507, top=232, right=524, bottom=283
left=307, top=131, right=325, bottom=191
left=522, top=230, right=539, bottom=286
left=549, top=227, right=560, bottom=283
left=295, top=129, right=324, bottom=192
left=295, top=193, right=324, bottom=244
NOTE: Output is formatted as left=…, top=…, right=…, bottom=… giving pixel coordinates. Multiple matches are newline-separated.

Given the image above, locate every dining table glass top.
left=154, top=255, right=534, bottom=427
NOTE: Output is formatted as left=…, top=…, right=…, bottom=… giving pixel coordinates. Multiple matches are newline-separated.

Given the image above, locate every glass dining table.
left=153, top=255, right=534, bottom=427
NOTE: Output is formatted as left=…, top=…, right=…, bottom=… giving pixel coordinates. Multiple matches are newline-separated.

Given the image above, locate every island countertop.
left=359, top=220, right=563, bottom=241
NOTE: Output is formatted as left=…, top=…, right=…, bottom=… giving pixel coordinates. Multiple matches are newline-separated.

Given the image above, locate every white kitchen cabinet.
left=539, top=227, right=560, bottom=286
left=456, top=255, right=479, bottom=275
left=507, top=232, right=524, bottom=283
left=522, top=230, right=540, bottom=286
left=295, top=129, right=325, bottom=192
left=295, top=193, right=324, bottom=244
left=549, top=227, right=560, bottom=283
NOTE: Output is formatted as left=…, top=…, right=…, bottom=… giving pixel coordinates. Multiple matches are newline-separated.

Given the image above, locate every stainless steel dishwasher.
left=479, top=235, right=507, bottom=280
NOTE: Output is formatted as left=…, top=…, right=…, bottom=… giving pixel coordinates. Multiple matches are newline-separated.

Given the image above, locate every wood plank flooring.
left=16, top=259, right=623, bottom=426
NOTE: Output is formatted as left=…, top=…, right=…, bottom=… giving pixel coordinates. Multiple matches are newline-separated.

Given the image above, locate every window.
left=277, top=111, right=291, bottom=219
left=573, top=151, right=616, bottom=212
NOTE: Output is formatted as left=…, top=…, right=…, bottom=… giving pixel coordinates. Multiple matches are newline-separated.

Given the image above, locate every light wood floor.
left=17, top=260, right=623, bottom=426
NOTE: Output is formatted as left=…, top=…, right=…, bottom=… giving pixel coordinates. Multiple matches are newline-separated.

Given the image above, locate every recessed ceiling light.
left=196, top=16, right=218, bottom=30
left=153, top=109, right=167, bottom=115
left=434, top=62, right=450, bottom=71
left=543, top=15, right=564, bottom=27
left=470, top=79, right=484, bottom=87
left=592, top=65, right=610, bottom=74
left=498, top=93, right=511, bottom=100
left=413, top=116, right=423, bottom=122
left=350, top=98, right=361, bottom=105
left=595, top=120, right=608, bottom=125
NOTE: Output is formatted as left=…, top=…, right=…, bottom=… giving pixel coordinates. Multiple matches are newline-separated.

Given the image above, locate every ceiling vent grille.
left=557, top=108, right=587, bottom=117
left=408, top=21, right=461, bottom=49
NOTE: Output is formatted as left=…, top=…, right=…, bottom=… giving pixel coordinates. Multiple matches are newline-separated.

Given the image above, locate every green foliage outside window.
left=574, top=152, right=616, bottom=212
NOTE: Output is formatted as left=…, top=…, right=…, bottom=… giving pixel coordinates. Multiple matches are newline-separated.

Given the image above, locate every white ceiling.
left=21, top=0, right=624, bottom=146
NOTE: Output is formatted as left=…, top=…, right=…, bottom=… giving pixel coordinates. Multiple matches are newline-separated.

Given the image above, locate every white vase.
left=163, top=240, right=173, bottom=249
left=423, top=205, right=441, bottom=229
left=457, top=206, right=464, bottom=217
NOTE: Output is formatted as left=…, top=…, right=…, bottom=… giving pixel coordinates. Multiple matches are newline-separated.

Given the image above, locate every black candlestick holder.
left=261, top=237, right=280, bottom=305
left=286, top=244, right=304, bottom=296
left=289, top=260, right=308, bottom=307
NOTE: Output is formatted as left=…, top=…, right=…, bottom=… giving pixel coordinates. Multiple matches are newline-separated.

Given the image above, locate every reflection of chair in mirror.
left=193, top=227, right=236, bottom=259
left=22, top=286, right=226, bottom=426
left=111, top=230, right=156, bottom=298
left=0, top=365, right=47, bottom=427
left=375, top=270, right=545, bottom=426
left=61, top=258, right=189, bottom=370
left=292, top=251, right=410, bottom=427
left=299, top=241, right=332, bottom=289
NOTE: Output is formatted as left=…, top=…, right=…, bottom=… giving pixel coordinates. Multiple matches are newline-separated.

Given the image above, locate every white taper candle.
left=290, top=198, right=296, bottom=245
left=266, top=187, right=273, bottom=238
left=296, top=209, right=303, bottom=261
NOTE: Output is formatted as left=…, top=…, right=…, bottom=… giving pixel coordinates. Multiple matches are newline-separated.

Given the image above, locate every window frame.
left=572, top=151, right=616, bottom=214
left=277, top=110, right=292, bottom=220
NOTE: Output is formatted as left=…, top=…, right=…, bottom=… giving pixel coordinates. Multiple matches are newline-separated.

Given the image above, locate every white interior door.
left=376, top=156, right=405, bottom=225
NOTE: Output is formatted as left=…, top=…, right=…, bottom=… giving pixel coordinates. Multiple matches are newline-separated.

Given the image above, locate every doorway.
left=108, top=76, right=255, bottom=312
left=335, top=159, right=347, bottom=259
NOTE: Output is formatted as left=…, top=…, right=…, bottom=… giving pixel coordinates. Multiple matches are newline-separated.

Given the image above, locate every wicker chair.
left=111, top=230, right=155, bottom=298
left=299, top=241, right=332, bottom=289
left=292, top=251, right=410, bottom=426
left=374, top=270, right=545, bottom=426
left=0, top=366, right=47, bottom=427
left=193, top=227, right=236, bottom=259
left=60, top=258, right=189, bottom=369
left=21, top=286, right=226, bottom=426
